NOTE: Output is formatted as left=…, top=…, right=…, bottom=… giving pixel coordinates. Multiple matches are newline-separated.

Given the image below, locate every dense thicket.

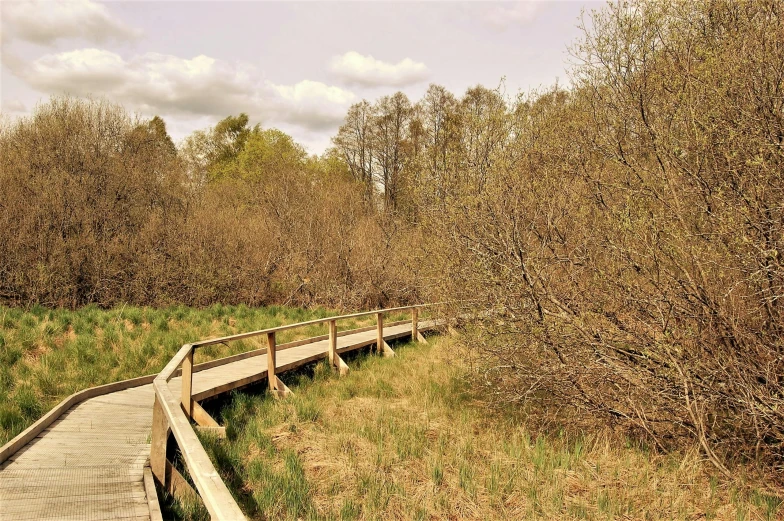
left=414, top=0, right=784, bottom=476
left=1, top=0, right=781, bottom=476
left=0, top=99, right=417, bottom=309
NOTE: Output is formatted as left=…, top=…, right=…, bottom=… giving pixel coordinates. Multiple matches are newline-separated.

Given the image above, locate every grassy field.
left=1, top=305, right=779, bottom=520
left=0, top=304, right=409, bottom=446
left=192, top=337, right=780, bottom=521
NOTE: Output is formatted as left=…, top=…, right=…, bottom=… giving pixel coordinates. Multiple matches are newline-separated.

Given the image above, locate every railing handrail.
left=187, top=303, right=433, bottom=350
left=152, top=378, right=244, bottom=519
left=151, top=303, right=438, bottom=520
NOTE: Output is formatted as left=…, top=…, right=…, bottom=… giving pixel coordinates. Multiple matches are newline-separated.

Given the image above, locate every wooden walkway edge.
left=0, top=311, right=437, bottom=521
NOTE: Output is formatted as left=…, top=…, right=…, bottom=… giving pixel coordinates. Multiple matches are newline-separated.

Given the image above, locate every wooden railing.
left=150, top=304, right=433, bottom=520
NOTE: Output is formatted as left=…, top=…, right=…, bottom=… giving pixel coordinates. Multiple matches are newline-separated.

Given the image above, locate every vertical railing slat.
left=267, top=331, right=276, bottom=390
left=328, top=319, right=337, bottom=368
left=150, top=395, right=170, bottom=485
left=376, top=312, right=384, bottom=355
left=181, top=348, right=193, bottom=418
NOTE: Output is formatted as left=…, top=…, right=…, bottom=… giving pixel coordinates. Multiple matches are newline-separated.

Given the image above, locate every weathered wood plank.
left=143, top=466, right=164, bottom=521
left=191, top=401, right=220, bottom=428
left=0, top=373, right=156, bottom=465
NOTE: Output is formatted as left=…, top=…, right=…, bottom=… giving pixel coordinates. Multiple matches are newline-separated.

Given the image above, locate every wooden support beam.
left=181, top=348, right=194, bottom=419
left=417, top=332, right=428, bottom=344
left=376, top=312, right=384, bottom=355
left=191, top=401, right=219, bottom=428
left=150, top=395, right=170, bottom=486
left=328, top=319, right=337, bottom=367
left=267, top=330, right=292, bottom=398
left=153, top=379, right=246, bottom=520
left=337, top=354, right=350, bottom=375
left=165, top=459, right=200, bottom=504
left=272, top=376, right=293, bottom=399
left=195, top=425, right=226, bottom=439
left=329, top=319, right=350, bottom=376
left=380, top=340, right=395, bottom=358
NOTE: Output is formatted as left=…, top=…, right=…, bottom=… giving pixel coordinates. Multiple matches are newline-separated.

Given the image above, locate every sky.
left=0, top=0, right=602, bottom=154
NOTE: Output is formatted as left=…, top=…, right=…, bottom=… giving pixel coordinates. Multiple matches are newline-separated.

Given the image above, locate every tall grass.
left=0, top=304, right=380, bottom=446
left=197, top=337, right=781, bottom=521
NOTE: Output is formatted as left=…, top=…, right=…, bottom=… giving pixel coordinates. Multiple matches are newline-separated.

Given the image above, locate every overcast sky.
left=0, top=0, right=602, bottom=154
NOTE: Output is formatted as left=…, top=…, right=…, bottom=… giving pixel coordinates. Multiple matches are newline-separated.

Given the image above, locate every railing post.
left=412, top=307, right=418, bottom=342
left=267, top=331, right=276, bottom=391
left=150, top=394, right=170, bottom=485
left=376, top=312, right=383, bottom=355
left=328, top=319, right=337, bottom=368
left=181, top=347, right=193, bottom=418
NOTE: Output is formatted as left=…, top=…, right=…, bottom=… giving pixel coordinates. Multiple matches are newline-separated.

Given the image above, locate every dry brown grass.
left=201, top=336, right=781, bottom=521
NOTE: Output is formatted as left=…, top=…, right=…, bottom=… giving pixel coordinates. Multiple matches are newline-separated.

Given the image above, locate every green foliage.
left=207, top=113, right=254, bottom=180
left=235, top=128, right=307, bottom=183
left=185, top=113, right=312, bottom=186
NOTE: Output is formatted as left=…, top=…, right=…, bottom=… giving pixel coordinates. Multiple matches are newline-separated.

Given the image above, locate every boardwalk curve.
left=0, top=305, right=437, bottom=520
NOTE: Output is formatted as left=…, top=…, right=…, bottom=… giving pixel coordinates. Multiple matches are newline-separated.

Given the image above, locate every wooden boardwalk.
left=0, top=320, right=432, bottom=520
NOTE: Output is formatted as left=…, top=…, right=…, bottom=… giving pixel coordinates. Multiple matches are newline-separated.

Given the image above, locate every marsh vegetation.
left=191, top=338, right=780, bottom=520
left=1, top=0, right=782, bottom=513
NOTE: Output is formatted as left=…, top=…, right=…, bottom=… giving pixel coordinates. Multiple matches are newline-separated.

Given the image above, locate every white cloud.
left=1, top=0, right=142, bottom=46
left=13, top=48, right=355, bottom=133
left=480, top=1, right=543, bottom=29
left=28, top=48, right=127, bottom=91
left=329, top=51, right=429, bottom=88
left=267, top=80, right=355, bottom=130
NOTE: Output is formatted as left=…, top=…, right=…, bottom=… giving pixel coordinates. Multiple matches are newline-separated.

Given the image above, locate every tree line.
left=0, top=99, right=418, bottom=309
left=333, top=84, right=510, bottom=219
